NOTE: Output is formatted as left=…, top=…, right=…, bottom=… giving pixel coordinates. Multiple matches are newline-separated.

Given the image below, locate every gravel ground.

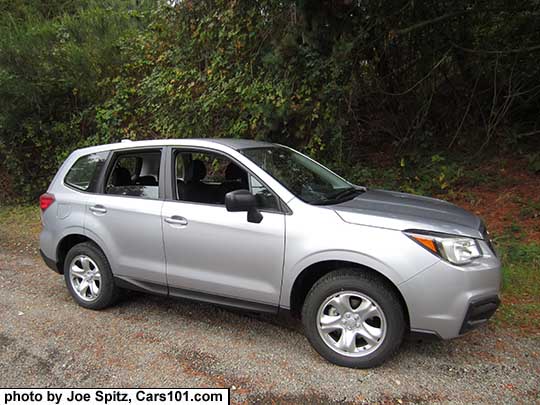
left=1, top=249, right=539, bottom=404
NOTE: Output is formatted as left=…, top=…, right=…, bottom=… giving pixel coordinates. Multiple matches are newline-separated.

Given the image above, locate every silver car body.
left=40, top=139, right=501, bottom=339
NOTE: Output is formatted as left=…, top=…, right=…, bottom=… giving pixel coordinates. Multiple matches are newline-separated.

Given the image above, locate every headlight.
left=405, top=231, right=482, bottom=265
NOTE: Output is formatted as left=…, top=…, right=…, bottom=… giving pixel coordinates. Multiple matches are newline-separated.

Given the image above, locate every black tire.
left=63, top=242, right=118, bottom=310
left=301, top=269, right=405, bottom=368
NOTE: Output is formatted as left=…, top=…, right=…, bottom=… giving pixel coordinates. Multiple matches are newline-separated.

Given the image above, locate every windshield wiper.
left=312, top=187, right=364, bottom=205
left=330, top=187, right=361, bottom=201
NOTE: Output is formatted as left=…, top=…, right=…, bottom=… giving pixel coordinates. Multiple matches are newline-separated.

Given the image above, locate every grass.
left=494, top=235, right=540, bottom=332
left=0, top=205, right=41, bottom=254
left=518, top=199, right=540, bottom=220
left=0, top=204, right=538, bottom=333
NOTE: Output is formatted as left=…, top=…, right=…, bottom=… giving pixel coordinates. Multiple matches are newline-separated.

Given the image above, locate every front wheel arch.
left=289, top=260, right=410, bottom=329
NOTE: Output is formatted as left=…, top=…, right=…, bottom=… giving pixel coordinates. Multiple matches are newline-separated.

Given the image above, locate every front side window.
left=175, top=149, right=279, bottom=210
left=105, top=150, right=161, bottom=199
left=240, top=146, right=360, bottom=205
left=64, top=151, right=108, bottom=192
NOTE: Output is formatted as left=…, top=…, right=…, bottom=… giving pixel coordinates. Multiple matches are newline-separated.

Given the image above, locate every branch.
left=378, top=49, right=451, bottom=96
left=393, top=10, right=471, bottom=36
left=449, top=74, right=480, bottom=149
left=450, top=41, right=540, bottom=54
left=393, top=7, right=540, bottom=37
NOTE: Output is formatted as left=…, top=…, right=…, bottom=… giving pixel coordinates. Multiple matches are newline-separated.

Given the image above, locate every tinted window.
left=249, top=175, right=279, bottom=210
left=175, top=150, right=279, bottom=210
left=241, top=146, right=358, bottom=205
left=64, top=152, right=108, bottom=192
left=106, top=151, right=161, bottom=199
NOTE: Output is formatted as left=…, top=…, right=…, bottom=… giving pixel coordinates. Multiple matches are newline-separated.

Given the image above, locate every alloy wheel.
left=316, top=291, right=387, bottom=357
left=69, top=255, right=102, bottom=302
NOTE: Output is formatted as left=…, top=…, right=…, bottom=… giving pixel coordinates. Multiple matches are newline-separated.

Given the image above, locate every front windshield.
left=240, top=146, right=360, bottom=205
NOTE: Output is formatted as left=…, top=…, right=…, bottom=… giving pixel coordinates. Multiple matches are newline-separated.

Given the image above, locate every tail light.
left=39, top=193, right=55, bottom=211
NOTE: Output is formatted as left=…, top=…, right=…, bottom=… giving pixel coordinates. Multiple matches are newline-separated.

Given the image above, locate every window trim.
left=99, top=147, right=165, bottom=200
left=63, top=151, right=110, bottom=194
left=166, top=146, right=291, bottom=214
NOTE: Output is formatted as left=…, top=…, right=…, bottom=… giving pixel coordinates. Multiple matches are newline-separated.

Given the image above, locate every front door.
left=162, top=148, right=285, bottom=308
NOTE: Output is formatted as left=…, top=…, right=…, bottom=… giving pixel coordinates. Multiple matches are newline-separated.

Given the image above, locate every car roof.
left=209, top=138, right=275, bottom=149
left=73, top=138, right=275, bottom=156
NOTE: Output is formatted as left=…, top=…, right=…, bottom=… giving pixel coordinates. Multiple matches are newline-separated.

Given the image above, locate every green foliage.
left=339, top=153, right=468, bottom=196
left=516, top=198, right=540, bottom=220
left=95, top=0, right=540, bottom=182
left=0, top=204, right=41, bottom=253
left=397, top=154, right=464, bottom=195
left=1, top=0, right=540, bottom=200
left=497, top=240, right=540, bottom=328
left=488, top=223, right=540, bottom=329
left=95, top=1, right=348, bottom=161
left=502, top=243, right=540, bottom=265
left=493, top=222, right=540, bottom=297
left=527, top=153, right=540, bottom=174
left=0, top=0, right=153, bottom=199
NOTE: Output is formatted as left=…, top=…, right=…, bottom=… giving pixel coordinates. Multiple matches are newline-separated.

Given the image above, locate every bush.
left=1, top=0, right=539, bottom=200
left=0, top=0, right=152, bottom=200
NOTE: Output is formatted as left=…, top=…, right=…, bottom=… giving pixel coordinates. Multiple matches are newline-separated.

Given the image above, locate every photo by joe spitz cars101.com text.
left=39, top=138, right=501, bottom=368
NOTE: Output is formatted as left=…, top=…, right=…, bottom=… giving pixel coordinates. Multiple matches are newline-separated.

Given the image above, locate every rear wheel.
left=302, top=269, right=405, bottom=368
left=63, top=242, right=117, bottom=310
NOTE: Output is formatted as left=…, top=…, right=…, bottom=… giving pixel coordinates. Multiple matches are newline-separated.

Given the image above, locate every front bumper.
left=459, top=296, right=500, bottom=334
left=399, top=239, right=501, bottom=339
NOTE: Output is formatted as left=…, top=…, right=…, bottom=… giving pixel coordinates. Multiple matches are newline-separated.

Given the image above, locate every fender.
left=280, top=249, right=405, bottom=309
left=52, top=225, right=87, bottom=260
left=83, top=226, right=118, bottom=273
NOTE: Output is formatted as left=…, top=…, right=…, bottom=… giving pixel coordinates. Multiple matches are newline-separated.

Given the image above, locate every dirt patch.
left=448, top=160, right=540, bottom=242
left=172, top=348, right=260, bottom=397
left=1, top=251, right=539, bottom=402
left=0, top=333, right=15, bottom=349
left=243, top=391, right=349, bottom=404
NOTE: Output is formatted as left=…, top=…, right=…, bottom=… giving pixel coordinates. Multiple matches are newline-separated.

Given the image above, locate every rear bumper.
left=40, top=249, right=61, bottom=274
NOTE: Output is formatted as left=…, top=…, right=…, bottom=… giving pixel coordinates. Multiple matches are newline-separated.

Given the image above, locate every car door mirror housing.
left=225, top=190, right=263, bottom=223
left=225, top=190, right=256, bottom=211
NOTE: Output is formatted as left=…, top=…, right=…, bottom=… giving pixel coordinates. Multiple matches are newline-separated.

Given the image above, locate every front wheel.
left=302, top=270, right=405, bottom=368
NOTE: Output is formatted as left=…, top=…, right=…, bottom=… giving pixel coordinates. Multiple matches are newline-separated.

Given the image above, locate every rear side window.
left=64, top=152, right=108, bottom=192
left=105, top=150, right=161, bottom=199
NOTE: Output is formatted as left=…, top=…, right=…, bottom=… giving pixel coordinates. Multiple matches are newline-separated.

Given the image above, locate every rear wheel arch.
left=56, top=234, right=105, bottom=274
left=289, top=260, right=410, bottom=328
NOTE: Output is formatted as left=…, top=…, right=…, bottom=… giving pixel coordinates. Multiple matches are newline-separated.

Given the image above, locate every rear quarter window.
left=64, top=151, right=109, bottom=192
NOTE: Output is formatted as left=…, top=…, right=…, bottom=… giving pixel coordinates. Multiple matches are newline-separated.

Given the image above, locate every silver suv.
left=39, top=139, right=501, bottom=368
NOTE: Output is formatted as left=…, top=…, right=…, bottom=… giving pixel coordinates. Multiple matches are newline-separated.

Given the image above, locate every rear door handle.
left=164, top=216, right=188, bottom=226
left=89, top=205, right=107, bottom=214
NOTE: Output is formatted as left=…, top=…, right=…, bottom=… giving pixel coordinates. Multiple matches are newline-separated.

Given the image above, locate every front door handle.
left=164, top=216, right=188, bottom=226
left=89, top=205, right=107, bottom=214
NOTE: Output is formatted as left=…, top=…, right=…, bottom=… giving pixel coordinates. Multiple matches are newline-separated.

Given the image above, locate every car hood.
left=329, top=189, right=483, bottom=238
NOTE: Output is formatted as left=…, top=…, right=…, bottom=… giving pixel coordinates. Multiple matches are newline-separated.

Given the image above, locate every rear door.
left=84, top=148, right=167, bottom=288
left=161, top=147, right=286, bottom=308
left=41, top=151, right=109, bottom=263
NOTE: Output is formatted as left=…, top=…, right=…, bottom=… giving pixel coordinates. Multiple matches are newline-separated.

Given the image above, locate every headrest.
left=111, top=167, right=131, bottom=186
left=136, top=175, right=158, bottom=186
left=186, top=159, right=206, bottom=182
left=225, top=162, right=247, bottom=182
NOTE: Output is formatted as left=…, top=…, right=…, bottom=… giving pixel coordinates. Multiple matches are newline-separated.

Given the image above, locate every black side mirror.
left=225, top=190, right=263, bottom=223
